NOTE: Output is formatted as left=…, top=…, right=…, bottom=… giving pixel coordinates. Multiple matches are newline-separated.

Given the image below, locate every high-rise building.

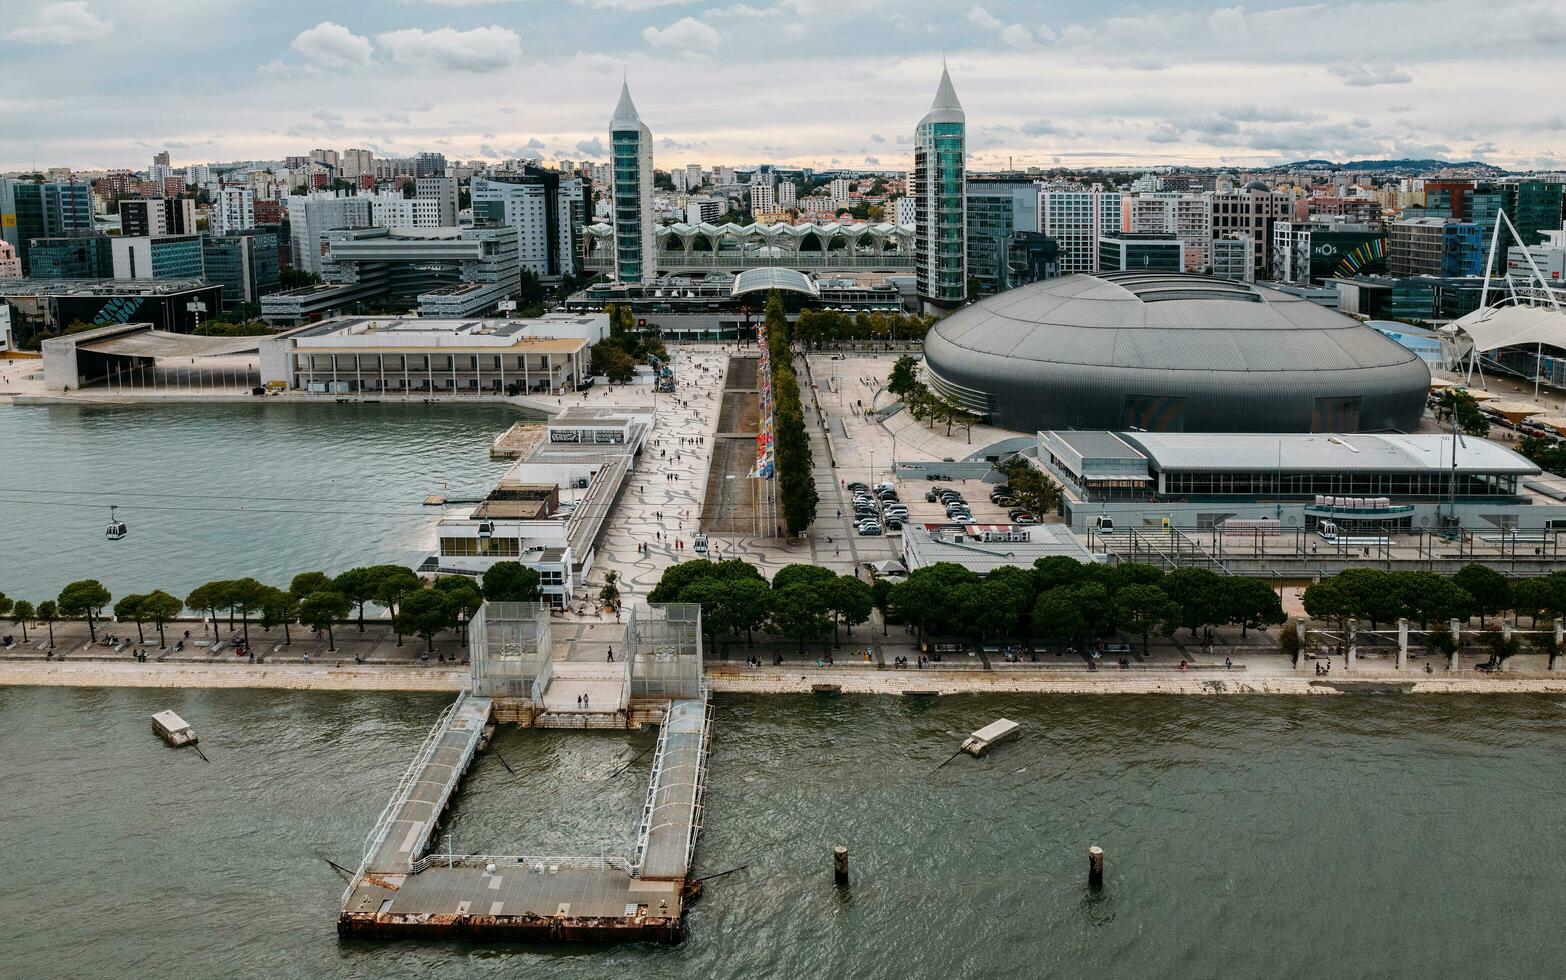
left=0, top=240, right=20, bottom=279
left=913, top=65, right=966, bottom=310
left=119, top=197, right=196, bottom=238
left=341, top=148, right=375, bottom=181
left=471, top=166, right=587, bottom=280
left=285, top=192, right=374, bottom=276
left=965, top=179, right=1040, bottom=295
left=750, top=183, right=777, bottom=214
left=0, top=178, right=95, bottom=275
left=1211, top=234, right=1256, bottom=282
left=415, top=152, right=447, bottom=178
left=153, top=151, right=171, bottom=168
left=25, top=236, right=113, bottom=279
left=685, top=198, right=722, bottom=225
left=309, top=148, right=340, bottom=169
left=210, top=187, right=256, bottom=236
left=685, top=164, right=703, bottom=191
left=202, top=230, right=282, bottom=310
left=609, top=81, right=655, bottom=284
left=1039, top=190, right=1121, bottom=274
left=1210, top=189, right=1294, bottom=278
left=778, top=181, right=797, bottom=208
left=829, top=177, right=853, bottom=203
left=1389, top=218, right=1483, bottom=278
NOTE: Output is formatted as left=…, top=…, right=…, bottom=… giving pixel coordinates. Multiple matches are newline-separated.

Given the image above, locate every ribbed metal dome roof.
left=923, top=273, right=1430, bottom=434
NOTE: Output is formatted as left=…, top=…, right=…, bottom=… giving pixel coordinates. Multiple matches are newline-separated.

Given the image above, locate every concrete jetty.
left=962, top=718, right=1020, bottom=757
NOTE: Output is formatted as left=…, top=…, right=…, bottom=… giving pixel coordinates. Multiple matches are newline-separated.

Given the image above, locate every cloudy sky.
left=2, top=0, right=1563, bottom=173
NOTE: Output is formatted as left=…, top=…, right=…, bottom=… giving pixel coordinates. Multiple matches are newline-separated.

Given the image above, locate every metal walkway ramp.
left=632, top=698, right=713, bottom=880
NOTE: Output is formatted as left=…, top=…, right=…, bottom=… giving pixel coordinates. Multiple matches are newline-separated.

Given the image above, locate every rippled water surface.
left=0, top=402, right=523, bottom=599
left=4, top=688, right=1566, bottom=978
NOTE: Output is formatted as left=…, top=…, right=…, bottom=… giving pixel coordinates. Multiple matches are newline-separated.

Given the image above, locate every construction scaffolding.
left=626, top=603, right=706, bottom=700
left=469, top=601, right=552, bottom=698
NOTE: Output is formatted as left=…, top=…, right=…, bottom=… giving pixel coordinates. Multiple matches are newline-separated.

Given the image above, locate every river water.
left=0, top=402, right=526, bottom=601
left=5, top=687, right=1565, bottom=978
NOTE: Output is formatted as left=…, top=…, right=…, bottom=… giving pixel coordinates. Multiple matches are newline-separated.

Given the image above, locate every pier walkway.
left=340, top=689, right=713, bottom=943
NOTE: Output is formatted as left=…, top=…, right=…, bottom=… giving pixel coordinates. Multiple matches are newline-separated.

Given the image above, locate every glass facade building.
left=26, top=236, right=112, bottom=279
left=609, top=82, right=655, bottom=284
left=914, top=68, right=966, bottom=310
left=203, top=231, right=281, bottom=310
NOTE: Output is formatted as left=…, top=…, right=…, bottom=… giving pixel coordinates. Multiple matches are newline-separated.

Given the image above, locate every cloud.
left=312, top=108, right=344, bottom=130
left=6, top=1, right=111, bottom=45
left=865, top=156, right=881, bottom=165
left=376, top=26, right=523, bottom=73
left=643, top=17, right=721, bottom=50
left=969, top=4, right=1051, bottom=48
left=575, top=136, right=607, bottom=158
left=364, top=111, right=412, bottom=125
left=1327, top=63, right=1413, bottom=87
left=288, top=21, right=373, bottom=70
left=870, top=133, right=885, bottom=142
left=1021, top=119, right=1073, bottom=137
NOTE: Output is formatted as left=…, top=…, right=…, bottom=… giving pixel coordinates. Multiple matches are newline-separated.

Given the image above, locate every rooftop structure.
left=581, top=220, right=915, bottom=274
left=923, top=272, right=1430, bottom=434
left=902, top=522, right=1095, bottom=575
left=0, top=277, right=222, bottom=333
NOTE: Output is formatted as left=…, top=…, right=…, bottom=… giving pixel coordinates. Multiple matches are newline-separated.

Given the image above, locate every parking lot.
left=844, top=474, right=1024, bottom=537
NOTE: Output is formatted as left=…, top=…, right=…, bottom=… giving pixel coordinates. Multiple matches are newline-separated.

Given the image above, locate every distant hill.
left=1278, top=158, right=1496, bottom=172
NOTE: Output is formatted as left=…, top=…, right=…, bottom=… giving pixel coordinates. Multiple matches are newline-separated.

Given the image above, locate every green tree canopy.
left=481, top=561, right=542, bottom=602
left=138, top=590, right=183, bottom=647
left=58, top=579, right=111, bottom=642
left=397, top=589, right=456, bottom=653
left=298, top=591, right=349, bottom=650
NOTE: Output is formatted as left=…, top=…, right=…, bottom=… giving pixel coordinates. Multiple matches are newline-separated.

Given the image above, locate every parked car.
left=874, top=482, right=896, bottom=493
left=885, top=517, right=904, bottom=531
left=847, top=482, right=868, bottom=492
left=1008, top=508, right=1031, bottom=520
left=858, top=523, right=884, bottom=536
left=1014, top=514, right=1038, bottom=525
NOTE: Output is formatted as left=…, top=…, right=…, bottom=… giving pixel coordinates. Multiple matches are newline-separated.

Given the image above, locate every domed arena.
left=922, top=272, right=1430, bottom=434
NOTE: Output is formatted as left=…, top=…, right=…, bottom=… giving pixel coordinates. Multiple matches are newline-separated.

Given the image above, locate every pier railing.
left=359, top=693, right=467, bottom=869
left=629, top=693, right=713, bottom=879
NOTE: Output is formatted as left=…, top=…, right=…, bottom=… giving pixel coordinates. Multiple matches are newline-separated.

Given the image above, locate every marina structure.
left=339, top=602, right=712, bottom=943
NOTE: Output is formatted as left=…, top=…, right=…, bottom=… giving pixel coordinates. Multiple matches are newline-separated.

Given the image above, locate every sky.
left=1, top=0, right=1563, bottom=173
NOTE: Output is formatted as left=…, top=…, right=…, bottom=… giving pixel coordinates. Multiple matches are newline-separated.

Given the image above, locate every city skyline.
left=3, top=0, right=1564, bottom=173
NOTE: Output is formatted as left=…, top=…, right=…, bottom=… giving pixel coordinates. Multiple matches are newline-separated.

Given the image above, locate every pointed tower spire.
left=930, top=64, right=963, bottom=116
left=611, top=80, right=641, bottom=130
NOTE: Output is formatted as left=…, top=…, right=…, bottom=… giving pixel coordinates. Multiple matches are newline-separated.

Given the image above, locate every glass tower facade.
left=914, top=68, right=966, bottom=310
left=609, top=82, right=655, bottom=284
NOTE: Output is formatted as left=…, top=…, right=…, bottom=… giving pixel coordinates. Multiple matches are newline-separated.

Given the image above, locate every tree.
left=1033, top=555, right=1089, bottom=594
left=827, top=575, right=875, bottom=641
left=11, top=599, right=35, bottom=644
left=1302, top=578, right=1349, bottom=630
left=592, top=341, right=637, bottom=383
left=259, top=586, right=299, bottom=645
left=1160, top=568, right=1227, bottom=637
left=186, top=580, right=234, bottom=632
left=1279, top=616, right=1301, bottom=665
left=37, top=600, right=58, bottom=649
left=139, top=591, right=183, bottom=648
left=599, top=569, right=621, bottom=608
left=1511, top=576, right=1556, bottom=628
left=977, top=566, right=1036, bottom=638
left=1114, top=584, right=1179, bottom=655
left=1031, top=587, right=1086, bottom=644
left=332, top=568, right=377, bottom=632
left=228, top=577, right=268, bottom=648
left=113, top=594, right=147, bottom=644
left=0, top=592, right=10, bottom=620
left=1453, top=564, right=1510, bottom=627
left=481, top=561, right=541, bottom=602
left=769, top=582, right=832, bottom=654
left=289, top=571, right=333, bottom=600
left=1223, top=578, right=1285, bottom=637
left=886, top=355, right=920, bottom=398
left=1000, top=456, right=1063, bottom=518
left=298, top=591, right=349, bottom=650
left=397, top=590, right=456, bottom=653
left=1440, top=389, right=1490, bottom=437
left=370, top=564, right=422, bottom=645
left=434, top=576, right=485, bottom=639
left=58, top=579, right=111, bottom=643
left=871, top=577, right=895, bottom=636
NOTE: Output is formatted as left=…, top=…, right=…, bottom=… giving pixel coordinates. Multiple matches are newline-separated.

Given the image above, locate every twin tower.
left=608, top=69, right=967, bottom=312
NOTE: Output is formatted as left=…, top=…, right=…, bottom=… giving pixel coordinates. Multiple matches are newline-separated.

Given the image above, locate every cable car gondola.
left=477, top=521, right=495, bottom=540
left=105, top=505, right=128, bottom=541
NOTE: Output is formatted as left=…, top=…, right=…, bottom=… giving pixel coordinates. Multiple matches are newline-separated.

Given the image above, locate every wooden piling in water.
left=1088, top=846, right=1104, bottom=888
left=1397, top=618, right=1408, bottom=671
left=833, top=846, right=849, bottom=886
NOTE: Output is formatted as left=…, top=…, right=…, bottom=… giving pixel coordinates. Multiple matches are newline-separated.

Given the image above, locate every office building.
left=1508, top=228, right=1566, bottom=284
left=1039, top=190, right=1122, bottom=274
left=609, top=81, right=656, bottom=283
left=471, top=166, right=587, bottom=280
left=1272, top=222, right=1387, bottom=285
left=285, top=192, right=374, bottom=276
left=0, top=178, right=95, bottom=275
left=913, top=66, right=966, bottom=310
left=1389, top=218, right=1483, bottom=278
left=685, top=198, right=723, bottom=225
left=110, top=235, right=205, bottom=281
left=1098, top=234, right=1182, bottom=272
left=923, top=272, right=1428, bottom=434
left=202, top=230, right=281, bottom=310
left=0, top=277, right=221, bottom=332
left=25, top=236, right=113, bottom=279
left=1211, top=234, right=1256, bottom=282
left=210, top=186, right=256, bottom=236
left=263, top=224, right=519, bottom=323
left=1210, top=189, right=1294, bottom=277
left=965, top=179, right=1040, bottom=295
